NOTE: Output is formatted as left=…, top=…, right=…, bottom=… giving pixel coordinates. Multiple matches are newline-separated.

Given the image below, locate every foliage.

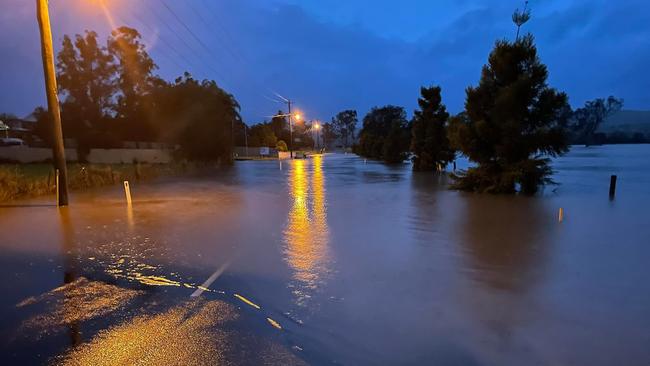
left=55, top=31, right=118, bottom=157
left=569, top=96, right=623, bottom=145
left=248, top=122, right=277, bottom=147
left=108, top=27, right=164, bottom=142
left=0, top=163, right=190, bottom=202
left=332, top=110, right=358, bottom=147
left=276, top=140, right=288, bottom=152
left=152, top=73, right=241, bottom=162
left=321, top=122, right=339, bottom=149
left=33, top=26, right=242, bottom=162
left=448, top=35, right=570, bottom=195
left=270, top=111, right=291, bottom=146
left=512, top=1, right=531, bottom=41
left=357, top=106, right=410, bottom=163
left=410, top=86, right=455, bottom=171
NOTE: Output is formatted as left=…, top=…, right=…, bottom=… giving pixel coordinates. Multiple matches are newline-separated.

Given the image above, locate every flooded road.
left=1, top=145, right=650, bottom=365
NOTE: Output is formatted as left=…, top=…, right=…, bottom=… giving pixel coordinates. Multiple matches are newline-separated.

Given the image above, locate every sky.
left=1, top=0, right=649, bottom=124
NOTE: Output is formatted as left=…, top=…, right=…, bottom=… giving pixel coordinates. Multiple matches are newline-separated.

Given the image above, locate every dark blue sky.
left=1, top=0, right=648, bottom=123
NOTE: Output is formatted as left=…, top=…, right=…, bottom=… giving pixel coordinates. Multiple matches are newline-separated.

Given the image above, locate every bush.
left=276, top=140, right=288, bottom=152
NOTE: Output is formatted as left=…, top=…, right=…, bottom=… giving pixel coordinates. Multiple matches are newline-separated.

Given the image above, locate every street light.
left=271, top=109, right=305, bottom=159
left=36, top=0, right=69, bottom=206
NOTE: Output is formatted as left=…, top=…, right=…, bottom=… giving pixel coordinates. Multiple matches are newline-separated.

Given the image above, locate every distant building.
left=1, top=113, right=37, bottom=140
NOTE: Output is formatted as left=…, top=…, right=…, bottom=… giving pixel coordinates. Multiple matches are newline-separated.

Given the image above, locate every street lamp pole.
left=36, top=0, right=68, bottom=206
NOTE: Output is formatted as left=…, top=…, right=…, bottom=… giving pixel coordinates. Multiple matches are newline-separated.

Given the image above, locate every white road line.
left=190, top=260, right=231, bottom=298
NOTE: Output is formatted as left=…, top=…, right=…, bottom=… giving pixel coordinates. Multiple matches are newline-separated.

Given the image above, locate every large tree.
left=153, top=73, right=241, bottom=162
left=357, top=106, right=410, bottom=163
left=332, top=110, right=357, bottom=148
left=248, top=122, right=277, bottom=147
left=410, top=86, right=455, bottom=171
left=56, top=31, right=117, bottom=155
left=448, top=35, right=570, bottom=195
left=108, top=27, right=162, bottom=141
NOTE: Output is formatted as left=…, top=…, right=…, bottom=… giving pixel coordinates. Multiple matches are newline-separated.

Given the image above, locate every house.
left=1, top=113, right=38, bottom=140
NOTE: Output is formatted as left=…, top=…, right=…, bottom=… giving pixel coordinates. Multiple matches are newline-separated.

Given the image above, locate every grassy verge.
left=0, top=163, right=194, bottom=202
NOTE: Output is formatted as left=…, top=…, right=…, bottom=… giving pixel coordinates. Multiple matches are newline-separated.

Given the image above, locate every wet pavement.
left=1, top=146, right=650, bottom=365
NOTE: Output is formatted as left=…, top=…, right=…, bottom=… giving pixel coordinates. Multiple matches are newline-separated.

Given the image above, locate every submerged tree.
left=357, top=106, right=410, bottom=163
left=569, top=96, right=623, bottom=145
left=410, top=86, right=454, bottom=171
left=448, top=35, right=570, bottom=195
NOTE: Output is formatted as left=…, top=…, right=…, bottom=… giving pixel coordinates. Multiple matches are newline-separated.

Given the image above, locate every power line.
left=158, top=0, right=233, bottom=89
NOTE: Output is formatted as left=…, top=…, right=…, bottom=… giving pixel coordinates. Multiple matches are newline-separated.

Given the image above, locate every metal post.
left=37, top=0, right=68, bottom=206
left=609, top=175, right=617, bottom=199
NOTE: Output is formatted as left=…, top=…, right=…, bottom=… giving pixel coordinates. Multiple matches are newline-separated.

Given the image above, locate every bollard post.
left=609, top=175, right=617, bottom=199
left=123, top=181, right=132, bottom=205
left=558, top=208, right=564, bottom=223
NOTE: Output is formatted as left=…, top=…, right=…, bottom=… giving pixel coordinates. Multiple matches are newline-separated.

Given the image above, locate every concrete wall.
left=86, top=149, right=172, bottom=164
left=0, top=146, right=172, bottom=164
left=0, top=146, right=77, bottom=163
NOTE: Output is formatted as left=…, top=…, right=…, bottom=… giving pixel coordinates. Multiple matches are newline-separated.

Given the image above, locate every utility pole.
left=36, top=0, right=68, bottom=206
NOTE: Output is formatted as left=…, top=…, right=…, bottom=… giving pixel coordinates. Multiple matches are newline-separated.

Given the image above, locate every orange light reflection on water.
left=284, top=156, right=330, bottom=304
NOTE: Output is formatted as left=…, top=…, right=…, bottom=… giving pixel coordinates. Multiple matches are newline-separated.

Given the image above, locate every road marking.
left=266, top=317, right=282, bottom=329
left=234, top=293, right=261, bottom=309
left=190, top=260, right=231, bottom=298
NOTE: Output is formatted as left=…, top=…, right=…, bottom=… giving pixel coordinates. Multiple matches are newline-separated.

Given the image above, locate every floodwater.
left=1, top=145, right=649, bottom=365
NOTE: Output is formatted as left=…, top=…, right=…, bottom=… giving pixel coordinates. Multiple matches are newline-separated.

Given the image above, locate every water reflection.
left=284, top=156, right=331, bottom=306
left=456, top=196, right=551, bottom=292
left=59, top=208, right=80, bottom=346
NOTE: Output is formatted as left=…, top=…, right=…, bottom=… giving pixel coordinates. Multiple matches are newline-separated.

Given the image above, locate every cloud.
left=0, top=0, right=648, bottom=122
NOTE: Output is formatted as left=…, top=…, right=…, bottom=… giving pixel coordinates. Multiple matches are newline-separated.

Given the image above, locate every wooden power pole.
left=36, top=0, right=69, bottom=206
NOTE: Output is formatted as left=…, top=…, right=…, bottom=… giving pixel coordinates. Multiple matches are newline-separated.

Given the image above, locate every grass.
left=0, top=163, right=192, bottom=202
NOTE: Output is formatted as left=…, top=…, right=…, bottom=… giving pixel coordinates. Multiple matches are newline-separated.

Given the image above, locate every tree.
left=357, top=106, right=410, bottom=163
left=448, top=35, right=570, bottom=195
left=321, top=122, right=338, bottom=149
left=248, top=122, right=277, bottom=147
left=108, top=26, right=162, bottom=142
left=332, top=110, right=357, bottom=148
left=512, top=1, right=531, bottom=41
left=153, top=73, right=241, bottom=162
left=56, top=31, right=117, bottom=157
left=569, top=96, right=623, bottom=145
left=410, top=86, right=455, bottom=171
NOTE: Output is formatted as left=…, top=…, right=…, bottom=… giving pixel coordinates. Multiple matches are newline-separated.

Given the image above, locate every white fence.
left=0, top=146, right=172, bottom=164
